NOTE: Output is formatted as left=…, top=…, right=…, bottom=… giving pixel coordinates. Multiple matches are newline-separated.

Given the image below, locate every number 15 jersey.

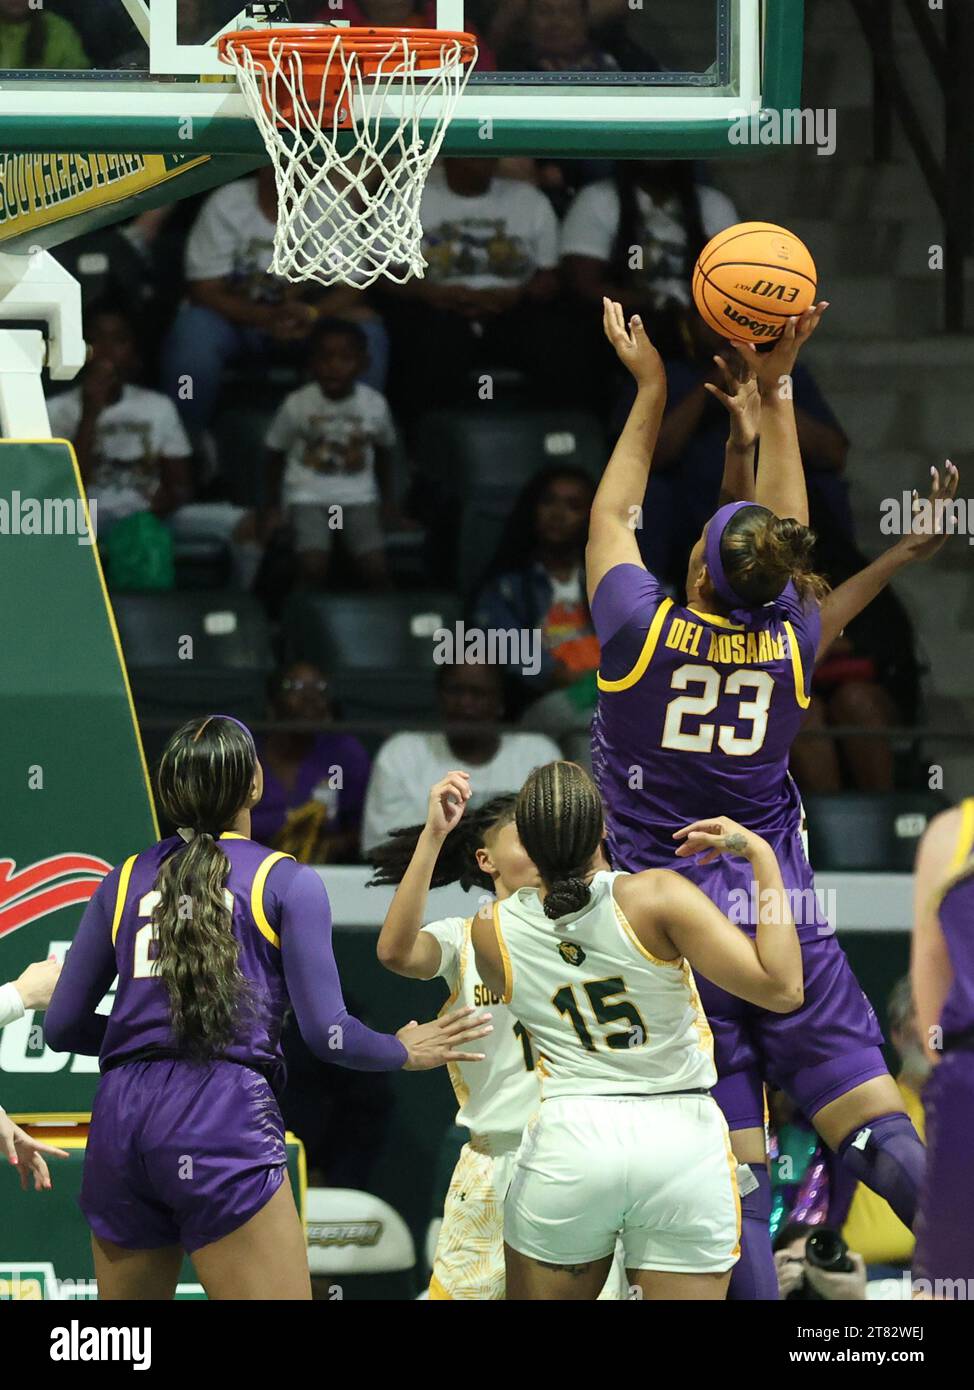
left=495, top=872, right=716, bottom=1099
left=590, top=564, right=821, bottom=870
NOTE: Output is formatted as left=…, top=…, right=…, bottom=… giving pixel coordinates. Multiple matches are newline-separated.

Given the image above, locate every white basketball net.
left=221, top=29, right=477, bottom=289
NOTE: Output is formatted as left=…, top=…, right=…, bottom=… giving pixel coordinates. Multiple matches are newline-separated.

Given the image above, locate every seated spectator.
left=614, top=306, right=851, bottom=589
left=380, top=158, right=571, bottom=418
left=361, top=661, right=561, bottom=852
left=161, top=168, right=387, bottom=440
left=841, top=977, right=927, bottom=1273
left=0, top=0, right=89, bottom=69
left=562, top=161, right=738, bottom=317
left=484, top=0, right=628, bottom=60
left=499, top=0, right=621, bottom=71
left=47, top=303, right=193, bottom=539
left=263, top=318, right=400, bottom=591
left=251, top=660, right=371, bottom=863
left=791, top=528, right=920, bottom=794
left=473, top=466, right=599, bottom=763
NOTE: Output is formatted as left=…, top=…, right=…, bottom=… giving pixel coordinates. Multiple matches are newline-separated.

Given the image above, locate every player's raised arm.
left=705, top=352, right=760, bottom=506
left=586, top=298, right=667, bottom=603
left=736, top=303, right=829, bottom=526
left=372, top=773, right=472, bottom=979
left=817, top=462, right=960, bottom=659
left=619, top=818, right=803, bottom=1013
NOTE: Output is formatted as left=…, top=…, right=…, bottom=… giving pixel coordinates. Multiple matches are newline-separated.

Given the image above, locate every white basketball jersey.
left=495, top=872, right=716, bottom=1099
left=422, top=916, right=539, bottom=1139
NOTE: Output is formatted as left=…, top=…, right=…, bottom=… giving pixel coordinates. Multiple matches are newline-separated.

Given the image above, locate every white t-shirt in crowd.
left=419, top=171, right=560, bottom=289
left=265, top=381, right=396, bottom=509
left=361, top=730, right=563, bottom=852
left=560, top=180, right=739, bottom=307
left=47, top=384, right=191, bottom=526
left=185, top=177, right=280, bottom=302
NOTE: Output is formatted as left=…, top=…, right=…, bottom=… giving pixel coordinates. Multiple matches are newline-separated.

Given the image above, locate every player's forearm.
left=376, top=829, right=441, bottom=976
left=816, top=544, right=912, bottom=658
left=748, top=845, right=802, bottom=1012
left=718, top=439, right=757, bottom=506
left=591, top=383, right=666, bottom=524
left=754, top=391, right=808, bottom=524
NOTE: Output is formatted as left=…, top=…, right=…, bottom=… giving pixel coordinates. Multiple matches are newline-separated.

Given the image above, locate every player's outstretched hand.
left=424, top=772, right=472, bottom=840
left=705, top=353, right=761, bottom=449
left=1, top=1111, right=69, bottom=1192
left=602, top=297, right=665, bottom=391
left=733, top=302, right=829, bottom=397
left=895, top=461, right=960, bottom=563
left=673, top=816, right=770, bottom=866
left=398, top=1005, right=493, bottom=1071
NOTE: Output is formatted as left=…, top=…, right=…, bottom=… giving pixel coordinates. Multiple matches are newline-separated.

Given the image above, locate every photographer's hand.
left=804, top=1250, right=867, bottom=1301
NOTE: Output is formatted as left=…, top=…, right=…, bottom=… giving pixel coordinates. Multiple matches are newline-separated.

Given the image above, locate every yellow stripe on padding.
left=949, top=799, right=974, bottom=873
left=597, top=597, right=674, bottom=693
left=251, top=851, right=293, bottom=950
left=111, top=855, right=138, bottom=945
left=783, top=620, right=811, bottom=711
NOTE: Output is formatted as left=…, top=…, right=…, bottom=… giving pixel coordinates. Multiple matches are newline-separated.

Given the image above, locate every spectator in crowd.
left=49, top=0, right=140, bottom=67
left=0, top=0, right=89, bottom=69
left=613, top=305, right=851, bottom=589
left=264, top=318, right=400, bottom=591
left=791, top=528, right=920, bottom=794
left=473, top=466, right=599, bottom=762
left=161, top=169, right=387, bottom=440
left=47, top=303, right=193, bottom=538
left=498, top=0, right=632, bottom=71
left=774, top=1222, right=868, bottom=1301
left=251, top=659, right=371, bottom=863
left=841, top=977, right=928, bottom=1272
left=379, top=158, right=566, bottom=417
left=562, top=161, right=738, bottom=316
left=361, top=661, right=561, bottom=852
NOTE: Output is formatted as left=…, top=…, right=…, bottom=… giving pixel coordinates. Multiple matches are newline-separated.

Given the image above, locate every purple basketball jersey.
left=591, top=564, right=821, bottom=870
left=102, top=833, right=293, bottom=1089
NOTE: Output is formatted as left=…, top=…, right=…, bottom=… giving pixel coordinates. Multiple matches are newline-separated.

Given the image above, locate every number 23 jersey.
left=590, top=563, right=821, bottom=869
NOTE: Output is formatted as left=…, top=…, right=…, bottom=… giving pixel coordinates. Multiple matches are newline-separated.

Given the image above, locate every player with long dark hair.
left=469, top=760, right=802, bottom=1300
left=912, top=798, right=974, bottom=1291
left=370, top=776, right=543, bottom=1299
left=45, top=715, right=490, bottom=1300
left=587, top=298, right=960, bottom=1298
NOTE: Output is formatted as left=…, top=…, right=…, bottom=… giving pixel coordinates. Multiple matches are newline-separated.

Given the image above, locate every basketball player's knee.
left=837, top=1112, right=924, bottom=1227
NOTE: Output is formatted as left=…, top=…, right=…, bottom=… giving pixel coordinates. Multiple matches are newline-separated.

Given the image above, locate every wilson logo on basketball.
left=0, top=853, right=111, bottom=940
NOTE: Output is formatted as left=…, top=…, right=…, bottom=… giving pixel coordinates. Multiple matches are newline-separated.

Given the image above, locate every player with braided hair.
left=470, top=759, right=803, bottom=1299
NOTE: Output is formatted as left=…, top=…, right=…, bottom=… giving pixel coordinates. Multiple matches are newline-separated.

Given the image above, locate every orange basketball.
left=692, top=221, right=817, bottom=343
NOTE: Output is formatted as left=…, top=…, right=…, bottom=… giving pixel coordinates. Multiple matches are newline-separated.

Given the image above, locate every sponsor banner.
left=0, top=442, right=157, bottom=1113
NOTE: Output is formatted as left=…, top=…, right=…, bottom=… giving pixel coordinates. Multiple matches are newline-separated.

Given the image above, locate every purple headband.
left=193, top=714, right=255, bottom=746
left=703, top=501, right=785, bottom=628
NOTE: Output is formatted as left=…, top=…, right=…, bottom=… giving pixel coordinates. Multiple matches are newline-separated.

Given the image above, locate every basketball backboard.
left=0, top=0, right=803, bottom=158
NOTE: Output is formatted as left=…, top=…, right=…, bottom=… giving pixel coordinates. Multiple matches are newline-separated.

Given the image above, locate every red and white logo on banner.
left=0, top=854, right=111, bottom=940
